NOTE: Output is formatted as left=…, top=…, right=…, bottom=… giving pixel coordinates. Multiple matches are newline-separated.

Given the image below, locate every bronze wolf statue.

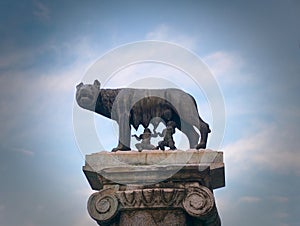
left=76, top=80, right=211, bottom=152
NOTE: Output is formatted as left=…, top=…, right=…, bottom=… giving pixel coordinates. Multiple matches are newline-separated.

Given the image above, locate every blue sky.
left=0, top=0, right=300, bottom=225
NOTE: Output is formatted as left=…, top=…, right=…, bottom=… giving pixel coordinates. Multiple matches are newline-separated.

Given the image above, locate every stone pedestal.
left=83, top=149, right=225, bottom=226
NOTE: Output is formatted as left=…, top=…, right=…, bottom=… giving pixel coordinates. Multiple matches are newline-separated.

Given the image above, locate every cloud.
left=0, top=59, right=87, bottom=113
left=0, top=204, right=5, bottom=219
left=278, top=223, right=289, bottom=226
left=276, top=213, right=289, bottom=219
left=73, top=213, right=94, bottom=226
left=146, top=24, right=198, bottom=49
left=72, top=188, right=93, bottom=198
left=33, top=0, right=50, bottom=21
left=239, top=196, right=261, bottom=203
left=224, top=122, right=300, bottom=176
left=71, top=188, right=95, bottom=226
left=0, top=35, right=97, bottom=98
left=145, top=25, right=243, bottom=77
left=202, top=50, right=261, bottom=100
left=269, top=196, right=289, bottom=203
left=145, top=26, right=248, bottom=88
left=11, top=147, right=34, bottom=157
left=0, top=46, right=40, bottom=69
left=106, top=62, right=202, bottom=90
left=203, top=51, right=242, bottom=77
left=216, top=189, right=294, bottom=226
left=0, top=64, right=88, bottom=154
left=0, top=34, right=96, bottom=73
left=0, top=36, right=99, bottom=155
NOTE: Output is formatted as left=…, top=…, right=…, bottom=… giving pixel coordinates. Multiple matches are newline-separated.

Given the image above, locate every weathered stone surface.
left=84, top=150, right=224, bottom=226
left=85, top=149, right=222, bottom=168
left=88, top=188, right=119, bottom=224
left=83, top=149, right=225, bottom=189
left=119, top=209, right=188, bottom=226
left=116, top=188, right=185, bottom=209
left=183, top=186, right=214, bottom=218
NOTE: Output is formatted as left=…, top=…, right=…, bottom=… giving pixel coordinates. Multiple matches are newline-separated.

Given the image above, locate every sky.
left=0, top=0, right=300, bottom=225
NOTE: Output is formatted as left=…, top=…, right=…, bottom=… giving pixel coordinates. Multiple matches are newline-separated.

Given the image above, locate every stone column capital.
left=84, top=150, right=224, bottom=225
left=87, top=188, right=119, bottom=225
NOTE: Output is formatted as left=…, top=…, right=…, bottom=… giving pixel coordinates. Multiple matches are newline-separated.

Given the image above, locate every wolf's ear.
left=76, top=82, right=83, bottom=89
left=94, top=80, right=101, bottom=89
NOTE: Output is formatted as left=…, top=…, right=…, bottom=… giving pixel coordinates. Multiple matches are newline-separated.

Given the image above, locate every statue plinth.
left=83, top=149, right=225, bottom=226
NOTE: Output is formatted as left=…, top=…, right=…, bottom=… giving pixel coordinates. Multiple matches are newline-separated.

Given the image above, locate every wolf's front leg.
left=112, top=117, right=131, bottom=152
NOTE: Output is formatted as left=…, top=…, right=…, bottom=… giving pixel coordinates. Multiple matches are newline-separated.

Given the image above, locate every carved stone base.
left=120, top=209, right=187, bottom=226
left=83, top=149, right=225, bottom=226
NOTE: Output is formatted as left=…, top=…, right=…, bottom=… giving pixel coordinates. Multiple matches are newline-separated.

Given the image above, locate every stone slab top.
left=85, top=149, right=223, bottom=171
left=83, top=149, right=225, bottom=190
